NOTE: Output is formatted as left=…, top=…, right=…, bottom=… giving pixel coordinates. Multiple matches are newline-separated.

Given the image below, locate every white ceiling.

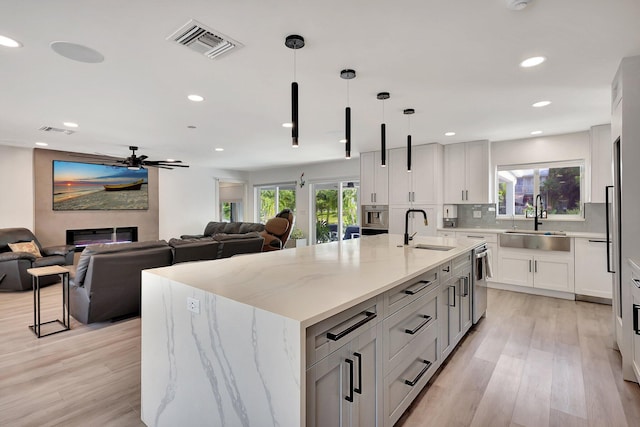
left=1, top=0, right=639, bottom=171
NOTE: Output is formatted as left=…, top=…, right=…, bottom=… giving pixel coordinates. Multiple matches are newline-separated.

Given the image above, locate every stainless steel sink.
left=413, top=244, right=455, bottom=251
left=499, top=231, right=570, bottom=251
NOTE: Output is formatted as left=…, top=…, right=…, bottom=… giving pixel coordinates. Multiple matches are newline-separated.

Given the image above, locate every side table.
left=26, top=265, right=70, bottom=338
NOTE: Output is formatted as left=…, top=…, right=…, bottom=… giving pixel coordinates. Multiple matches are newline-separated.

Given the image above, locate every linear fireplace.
left=66, top=227, right=138, bottom=252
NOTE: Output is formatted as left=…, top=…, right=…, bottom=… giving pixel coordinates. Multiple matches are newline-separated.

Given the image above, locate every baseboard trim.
left=575, top=294, right=612, bottom=305
left=488, top=282, right=575, bottom=300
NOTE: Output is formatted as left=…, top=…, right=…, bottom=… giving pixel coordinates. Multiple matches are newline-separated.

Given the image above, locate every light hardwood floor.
left=1, top=284, right=639, bottom=426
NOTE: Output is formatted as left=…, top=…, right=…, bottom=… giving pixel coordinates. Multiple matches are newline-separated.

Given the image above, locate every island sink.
left=413, top=243, right=456, bottom=251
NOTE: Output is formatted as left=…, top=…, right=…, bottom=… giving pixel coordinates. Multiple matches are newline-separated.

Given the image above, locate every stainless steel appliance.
left=472, top=244, right=488, bottom=324
left=361, top=205, right=388, bottom=235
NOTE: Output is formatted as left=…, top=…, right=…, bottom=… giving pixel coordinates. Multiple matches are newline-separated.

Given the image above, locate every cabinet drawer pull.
left=633, top=279, right=640, bottom=289
left=354, top=352, right=362, bottom=394
left=588, top=239, right=607, bottom=243
left=534, top=260, right=538, bottom=273
left=442, top=266, right=450, bottom=273
left=405, top=315, right=432, bottom=335
left=467, top=235, right=484, bottom=239
left=326, top=311, right=377, bottom=341
left=529, top=260, right=532, bottom=273
left=404, top=360, right=432, bottom=387
left=461, top=190, right=464, bottom=201
left=345, top=358, right=354, bottom=402
left=465, top=190, right=468, bottom=200
left=448, top=285, right=456, bottom=307
left=460, top=276, right=469, bottom=297
left=634, top=304, right=640, bottom=335
left=404, top=280, right=431, bottom=295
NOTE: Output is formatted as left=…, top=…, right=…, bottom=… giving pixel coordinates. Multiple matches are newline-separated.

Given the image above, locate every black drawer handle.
left=354, top=352, right=362, bottom=394
left=405, top=315, right=432, bottom=335
left=404, top=280, right=431, bottom=295
left=633, top=279, right=640, bottom=289
left=404, top=360, right=432, bottom=387
left=588, top=239, right=607, bottom=243
left=634, top=305, right=640, bottom=336
left=345, top=358, right=354, bottom=402
left=327, top=311, right=377, bottom=341
left=442, top=266, right=450, bottom=273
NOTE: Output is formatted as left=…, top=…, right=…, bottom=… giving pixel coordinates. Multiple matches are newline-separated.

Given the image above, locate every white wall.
left=0, top=145, right=34, bottom=229
left=491, top=131, right=589, bottom=167
left=248, top=159, right=360, bottom=239
left=158, top=166, right=248, bottom=240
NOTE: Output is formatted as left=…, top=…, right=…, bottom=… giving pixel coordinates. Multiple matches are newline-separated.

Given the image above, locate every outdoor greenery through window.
left=497, top=161, right=583, bottom=218
left=256, top=184, right=296, bottom=223
left=314, top=181, right=359, bottom=243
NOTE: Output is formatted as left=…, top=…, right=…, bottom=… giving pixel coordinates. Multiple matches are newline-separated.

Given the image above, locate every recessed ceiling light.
left=520, top=56, right=546, bottom=68
left=214, top=148, right=224, bottom=152
left=0, top=35, right=21, bottom=48
left=531, top=130, right=543, bottom=135
left=35, top=142, right=48, bottom=147
left=187, top=94, right=204, bottom=102
left=532, top=100, right=551, bottom=108
left=63, top=122, right=79, bottom=128
left=444, top=132, right=456, bottom=136
left=50, top=41, right=104, bottom=63
left=282, top=122, right=293, bottom=128
left=339, top=138, right=347, bottom=143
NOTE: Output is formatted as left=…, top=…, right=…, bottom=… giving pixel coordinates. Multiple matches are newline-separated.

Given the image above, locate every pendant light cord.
left=293, top=48, right=297, bottom=81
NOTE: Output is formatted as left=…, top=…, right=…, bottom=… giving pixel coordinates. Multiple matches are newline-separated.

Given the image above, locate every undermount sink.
left=500, top=231, right=570, bottom=251
left=413, top=244, right=455, bottom=251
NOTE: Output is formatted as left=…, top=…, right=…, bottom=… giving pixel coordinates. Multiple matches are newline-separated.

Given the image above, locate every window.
left=256, top=184, right=296, bottom=223
left=313, top=181, right=359, bottom=243
left=497, top=161, right=583, bottom=218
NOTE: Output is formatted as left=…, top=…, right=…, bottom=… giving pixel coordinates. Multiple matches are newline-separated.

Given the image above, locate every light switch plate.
left=473, top=210, right=482, bottom=218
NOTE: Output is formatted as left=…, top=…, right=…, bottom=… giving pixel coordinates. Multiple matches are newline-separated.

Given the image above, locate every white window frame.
left=254, top=182, right=296, bottom=223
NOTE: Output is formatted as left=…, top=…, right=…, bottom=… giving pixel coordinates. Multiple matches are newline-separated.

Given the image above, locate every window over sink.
left=496, top=160, right=584, bottom=219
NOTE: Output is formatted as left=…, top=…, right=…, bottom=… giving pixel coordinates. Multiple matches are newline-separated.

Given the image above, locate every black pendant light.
left=377, top=92, right=390, bottom=167
left=404, top=108, right=415, bottom=172
left=285, top=35, right=305, bottom=148
left=341, top=69, right=356, bottom=159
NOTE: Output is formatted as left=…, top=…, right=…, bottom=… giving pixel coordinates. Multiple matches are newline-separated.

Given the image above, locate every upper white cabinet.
left=590, top=124, right=613, bottom=203
left=444, top=140, right=491, bottom=204
left=360, top=151, right=389, bottom=205
left=388, top=144, right=443, bottom=206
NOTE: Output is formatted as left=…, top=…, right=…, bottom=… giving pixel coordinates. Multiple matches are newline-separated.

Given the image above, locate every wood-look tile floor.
left=1, top=284, right=639, bottom=426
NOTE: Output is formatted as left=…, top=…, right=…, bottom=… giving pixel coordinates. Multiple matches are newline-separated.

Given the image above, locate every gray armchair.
left=0, top=228, right=75, bottom=291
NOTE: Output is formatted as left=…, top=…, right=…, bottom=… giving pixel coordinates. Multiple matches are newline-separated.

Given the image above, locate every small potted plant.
left=288, top=227, right=306, bottom=248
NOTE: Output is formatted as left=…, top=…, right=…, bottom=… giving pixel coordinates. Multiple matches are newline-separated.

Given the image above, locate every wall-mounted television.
left=53, top=160, right=149, bottom=211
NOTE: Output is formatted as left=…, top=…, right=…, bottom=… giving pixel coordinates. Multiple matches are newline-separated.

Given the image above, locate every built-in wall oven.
left=361, top=205, right=388, bottom=235
left=472, top=244, right=488, bottom=324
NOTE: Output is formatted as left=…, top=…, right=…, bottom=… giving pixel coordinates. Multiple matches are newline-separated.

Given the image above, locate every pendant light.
left=404, top=108, right=415, bottom=172
left=340, top=69, right=356, bottom=159
left=377, top=92, right=390, bottom=167
left=285, top=35, right=305, bottom=148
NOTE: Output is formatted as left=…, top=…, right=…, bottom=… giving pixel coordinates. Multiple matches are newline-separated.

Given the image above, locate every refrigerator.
left=609, top=55, right=640, bottom=383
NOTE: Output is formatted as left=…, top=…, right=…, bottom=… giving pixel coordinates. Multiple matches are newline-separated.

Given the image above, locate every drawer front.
left=384, top=268, right=438, bottom=316
left=306, top=296, right=381, bottom=368
left=456, top=232, right=497, bottom=244
left=439, top=261, right=452, bottom=283
left=384, top=326, right=439, bottom=427
left=452, top=252, right=472, bottom=272
left=383, top=287, right=438, bottom=373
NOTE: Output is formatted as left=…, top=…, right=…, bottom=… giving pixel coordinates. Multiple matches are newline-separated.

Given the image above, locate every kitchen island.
left=140, top=234, right=482, bottom=427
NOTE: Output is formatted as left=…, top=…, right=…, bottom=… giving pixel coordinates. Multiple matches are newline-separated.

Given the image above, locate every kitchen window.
left=255, top=184, right=296, bottom=223
left=496, top=161, right=584, bottom=219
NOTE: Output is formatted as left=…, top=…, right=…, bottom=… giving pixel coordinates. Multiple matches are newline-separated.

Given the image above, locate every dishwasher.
left=473, top=244, right=488, bottom=323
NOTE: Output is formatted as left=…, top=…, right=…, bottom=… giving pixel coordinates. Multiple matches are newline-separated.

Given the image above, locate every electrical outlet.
left=473, top=210, right=482, bottom=218
left=187, top=297, right=200, bottom=314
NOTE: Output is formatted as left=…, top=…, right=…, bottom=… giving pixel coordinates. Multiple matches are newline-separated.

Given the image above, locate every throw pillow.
left=8, top=240, right=42, bottom=258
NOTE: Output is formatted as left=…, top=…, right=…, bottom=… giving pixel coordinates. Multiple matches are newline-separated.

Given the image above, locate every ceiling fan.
left=74, top=146, right=189, bottom=170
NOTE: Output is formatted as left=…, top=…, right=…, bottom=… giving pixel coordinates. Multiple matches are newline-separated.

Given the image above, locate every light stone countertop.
left=437, top=227, right=606, bottom=239
left=144, top=234, right=481, bottom=328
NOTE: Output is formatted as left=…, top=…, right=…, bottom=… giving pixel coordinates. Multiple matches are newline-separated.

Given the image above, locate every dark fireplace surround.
left=66, top=227, right=138, bottom=252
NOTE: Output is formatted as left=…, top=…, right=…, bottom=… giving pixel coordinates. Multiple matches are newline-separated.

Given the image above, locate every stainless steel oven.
left=361, top=205, right=388, bottom=233
left=472, top=244, right=488, bottom=324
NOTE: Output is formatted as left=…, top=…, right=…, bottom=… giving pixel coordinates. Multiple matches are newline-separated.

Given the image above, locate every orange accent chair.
left=260, top=209, right=295, bottom=251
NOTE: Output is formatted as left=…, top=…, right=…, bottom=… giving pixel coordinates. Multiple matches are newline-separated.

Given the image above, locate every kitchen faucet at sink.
left=534, top=194, right=544, bottom=231
left=404, top=209, right=428, bottom=245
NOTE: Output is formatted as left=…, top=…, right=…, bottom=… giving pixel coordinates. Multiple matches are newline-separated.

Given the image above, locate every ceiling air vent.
left=168, top=19, right=242, bottom=60
left=39, top=126, right=75, bottom=135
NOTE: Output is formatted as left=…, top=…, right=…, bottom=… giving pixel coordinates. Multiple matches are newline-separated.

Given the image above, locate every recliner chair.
left=260, top=209, right=295, bottom=251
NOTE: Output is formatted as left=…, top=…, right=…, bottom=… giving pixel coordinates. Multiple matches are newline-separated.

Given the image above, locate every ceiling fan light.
left=127, top=166, right=141, bottom=171
left=520, top=56, right=546, bottom=68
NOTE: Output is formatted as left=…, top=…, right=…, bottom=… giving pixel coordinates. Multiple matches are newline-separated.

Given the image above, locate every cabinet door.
left=389, top=206, right=407, bottom=235
left=388, top=148, right=410, bottom=205
left=360, top=152, right=376, bottom=204
left=632, top=285, right=640, bottom=383
left=574, top=238, right=613, bottom=299
left=410, top=145, right=437, bottom=205
left=374, top=151, right=389, bottom=204
left=306, top=345, right=352, bottom=427
left=409, top=205, right=437, bottom=237
left=499, top=252, right=533, bottom=287
left=447, top=281, right=461, bottom=348
left=457, top=272, right=473, bottom=335
left=443, top=143, right=466, bottom=203
left=439, top=280, right=452, bottom=360
left=351, top=324, right=383, bottom=427
left=464, top=140, right=490, bottom=203
left=533, top=256, right=573, bottom=292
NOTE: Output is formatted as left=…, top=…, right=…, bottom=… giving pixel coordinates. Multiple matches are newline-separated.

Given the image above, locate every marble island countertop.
left=145, top=234, right=481, bottom=328
left=438, top=227, right=606, bottom=239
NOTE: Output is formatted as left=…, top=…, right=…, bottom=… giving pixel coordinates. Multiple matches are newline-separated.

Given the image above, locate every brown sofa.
left=181, top=221, right=265, bottom=240
left=0, top=228, right=75, bottom=291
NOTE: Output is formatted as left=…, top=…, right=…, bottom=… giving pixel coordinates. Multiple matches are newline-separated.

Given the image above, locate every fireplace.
left=66, top=227, right=139, bottom=252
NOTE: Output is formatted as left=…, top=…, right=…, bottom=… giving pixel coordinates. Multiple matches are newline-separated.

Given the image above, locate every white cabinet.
left=498, top=248, right=575, bottom=293
left=439, top=254, right=472, bottom=360
left=361, top=151, right=388, bottom=205
left=630, top=261, right=640, bottom=383
left=590, top=124, right=613, bottom=203
left=444, top=140, right=491, bottom=204
left=574, top=238, right=613, bottom=299
left=389, top=206, right=437, bottom=237
left=388, top=144, right=442, bottom=206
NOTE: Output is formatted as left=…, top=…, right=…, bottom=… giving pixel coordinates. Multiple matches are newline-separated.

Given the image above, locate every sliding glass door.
left=313, top=181, right=359, bottom=244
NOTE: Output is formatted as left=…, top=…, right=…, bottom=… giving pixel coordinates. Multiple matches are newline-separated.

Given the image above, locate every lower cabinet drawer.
left=383, top=324, right=439, bottom=427
left=383, top=287, right=438, bottom=373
